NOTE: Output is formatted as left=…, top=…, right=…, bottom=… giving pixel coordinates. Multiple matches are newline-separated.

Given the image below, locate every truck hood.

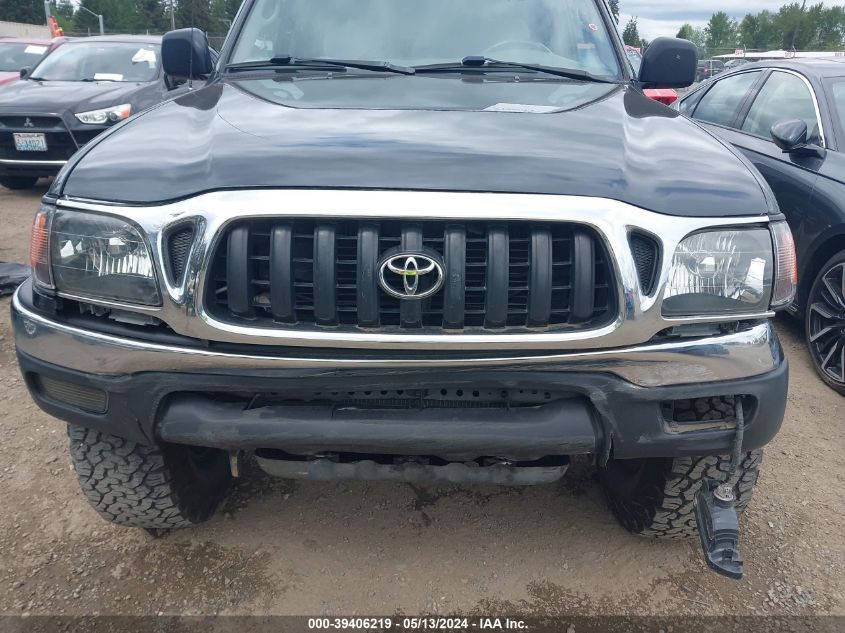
left=59, top=77, right=774, bottom=217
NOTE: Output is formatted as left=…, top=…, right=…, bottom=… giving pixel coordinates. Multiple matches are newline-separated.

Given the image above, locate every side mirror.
left=638, top=37, right=698, bottom=89
left=20, top=67, right=31, bottom=79
left=162, top=28, right=213, bottom=80
left=771, top=119, right=824, bottom=157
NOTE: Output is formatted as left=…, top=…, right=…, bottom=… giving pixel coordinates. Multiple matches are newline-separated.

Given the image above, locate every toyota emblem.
left=377, top=251, right=445, bottom=300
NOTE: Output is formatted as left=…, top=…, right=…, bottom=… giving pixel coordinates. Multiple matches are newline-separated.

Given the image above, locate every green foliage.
left=705, top=11, right=739, bottom=54
left=718, top=2, right=844, bottom=54
left=677, top=23, right=708, bottom=54
left=4, top=1, right=842, bottom=54
left=622, top=17, right=642, bottom=48
left=0, top=0, right=46, bottom=24
left=676, top=24, right=695, bottom=41
left=0, top=1, right=242, bottom=37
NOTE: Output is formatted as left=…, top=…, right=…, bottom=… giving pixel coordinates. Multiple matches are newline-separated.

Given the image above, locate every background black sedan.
left=0, top=35, right=205, bottom=191
left=695, top=59, right=725, bottom=83
left=679, top=58, right=845, bottom=395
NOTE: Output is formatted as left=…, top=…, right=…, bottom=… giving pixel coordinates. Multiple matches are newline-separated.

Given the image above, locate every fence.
left=0, top=21, right=51, bottom=39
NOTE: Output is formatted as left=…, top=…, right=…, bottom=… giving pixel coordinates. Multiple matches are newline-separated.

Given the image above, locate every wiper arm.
left=226, top=55, right=415, bottom=75
left=414, top=56, right=617, bottom=83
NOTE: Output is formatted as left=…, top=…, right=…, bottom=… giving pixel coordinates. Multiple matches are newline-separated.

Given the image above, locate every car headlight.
left=663, top=228, right=775, bottom=317
left=74, top=104, right=131, bottom=125
left=32, top=207, right=160, bottom=306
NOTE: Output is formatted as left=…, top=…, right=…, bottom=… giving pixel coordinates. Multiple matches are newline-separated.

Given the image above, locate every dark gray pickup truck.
left=13, top=0, right=797, bottom=578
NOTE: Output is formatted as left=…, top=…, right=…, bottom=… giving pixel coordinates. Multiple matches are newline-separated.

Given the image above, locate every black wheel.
left=805, top=251, right=845, bottom=395
left=0, top=176, right=38, bottom=190
left=600, top=451, right=762, bottom=539
left=68, top=425, right=231, bottom=529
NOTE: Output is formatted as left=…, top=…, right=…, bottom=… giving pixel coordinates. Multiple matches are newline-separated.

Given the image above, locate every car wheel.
left=805, top=251, right=845, bottom=395
left=68, top=425, right=232, bottom=529
left=0, top=176, right=38, bottom=190
left=600, top=451, right=762, bottom=539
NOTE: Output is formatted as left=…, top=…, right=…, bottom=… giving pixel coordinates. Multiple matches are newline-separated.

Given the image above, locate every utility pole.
left=170, top=0, right=177, bottom=31
left=43, top=1, right=51, bottom=25
left=77, top=4, right=105, bottom=36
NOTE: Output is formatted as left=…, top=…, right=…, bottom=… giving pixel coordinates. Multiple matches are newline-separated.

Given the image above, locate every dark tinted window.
left=830, top=78, right=845, bottom=135
left=742, top=71, right=820, bottom=142
left=0, top=42, right=49, bottom=71
left=31, top=42, right=160, bottom=82
left=679, top=86, right=706, bottom=115
left=693, top=71, right=761, bottom=127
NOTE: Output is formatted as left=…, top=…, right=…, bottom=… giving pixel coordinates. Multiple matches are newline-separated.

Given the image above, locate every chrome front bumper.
left=12, top=285, right=784, bottom=389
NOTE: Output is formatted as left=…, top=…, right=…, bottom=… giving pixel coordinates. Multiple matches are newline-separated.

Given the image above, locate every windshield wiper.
left=226, top=55, right=415, bottom=75
left=414, top=56, right=617, bottom=83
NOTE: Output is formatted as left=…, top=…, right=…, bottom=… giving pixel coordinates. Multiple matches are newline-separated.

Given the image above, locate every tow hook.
left=695, top=479, right=743, bottom=579
left=694, top=398, right=746, bottom=580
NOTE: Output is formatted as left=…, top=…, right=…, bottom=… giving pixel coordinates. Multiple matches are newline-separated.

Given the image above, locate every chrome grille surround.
left=51, top=189, right=775, bottom=351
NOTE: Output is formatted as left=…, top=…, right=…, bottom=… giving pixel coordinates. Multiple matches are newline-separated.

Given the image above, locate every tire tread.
left=603, top=450, right=763, bottom=540
left=67, top=426, right=228, bottom=529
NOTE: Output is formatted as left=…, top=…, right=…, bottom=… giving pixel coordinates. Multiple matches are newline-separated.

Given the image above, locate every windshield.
left=231, top=0, right=621, bottom=78
left=0, top=42, right=50, bottom=72
left=30, top=42, right=160, bottom=82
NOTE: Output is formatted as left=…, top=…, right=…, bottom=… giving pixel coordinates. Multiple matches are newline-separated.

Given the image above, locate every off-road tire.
left=68, top=425, right=231, bottom=529
left=0, top=176, right=38, bottom=190
left=600, top=450, right=763, bottom=540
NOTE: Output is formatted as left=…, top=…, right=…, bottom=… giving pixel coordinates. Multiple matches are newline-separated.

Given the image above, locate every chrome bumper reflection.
left=12, top=288, right=783, bottom=388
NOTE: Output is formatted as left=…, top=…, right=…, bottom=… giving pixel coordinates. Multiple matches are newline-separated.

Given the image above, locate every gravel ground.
left=0, top=182, right=843, bottom=619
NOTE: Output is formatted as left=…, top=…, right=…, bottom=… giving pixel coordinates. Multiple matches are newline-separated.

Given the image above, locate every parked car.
left=0, top=35, right=210, bottom=191
left=679, top=58, right=845, bottom=395
left=13, top=0, right=796, bottom=580
left=0, top=37, right=67, bottom=86
left=696, top=59, right=725, bottom=83
left=725, top=58, right=752, bottom=70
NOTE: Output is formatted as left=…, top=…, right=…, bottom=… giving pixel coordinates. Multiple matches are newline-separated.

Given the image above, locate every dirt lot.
left=0, top=183, right=843, bottom=620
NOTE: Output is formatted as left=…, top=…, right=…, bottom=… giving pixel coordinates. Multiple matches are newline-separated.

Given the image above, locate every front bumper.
left=12, top=283, right=788, bottom=461
left=0, top=114, right=108, bottom=177
left=0, top=158, right=68, bottom=178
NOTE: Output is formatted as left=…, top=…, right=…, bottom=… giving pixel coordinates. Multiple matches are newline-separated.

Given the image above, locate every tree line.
left=620, top=2, right=844, bottom=57
left=0, top=1, right=242, bottom=38
left=3, top=1, right=844, bottom=56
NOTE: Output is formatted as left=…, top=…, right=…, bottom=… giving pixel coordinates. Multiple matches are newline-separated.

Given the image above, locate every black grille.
left=205, top=219, right=615, bottom=333
left=165, top=226, right=195, bottom=285
left=0, top=115, right=78, bottom=162
left=630, top=233, right=660, bottom=295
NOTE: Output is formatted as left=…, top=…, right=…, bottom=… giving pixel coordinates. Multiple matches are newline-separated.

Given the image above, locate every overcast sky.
left=619, top=1, right=796, bottom=41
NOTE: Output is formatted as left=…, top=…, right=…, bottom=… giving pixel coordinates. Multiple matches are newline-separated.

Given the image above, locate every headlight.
left=663, top=229, right=773, bottom=316
left=74, top=104, right=131, bottom=125
left=47, top=209, right=160, bottom=306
